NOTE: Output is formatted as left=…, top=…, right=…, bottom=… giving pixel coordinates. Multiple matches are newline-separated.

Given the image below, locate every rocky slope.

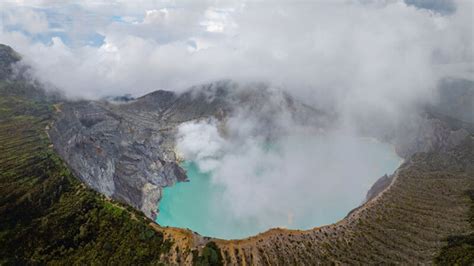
left=0, top=44, right=21, bottom=80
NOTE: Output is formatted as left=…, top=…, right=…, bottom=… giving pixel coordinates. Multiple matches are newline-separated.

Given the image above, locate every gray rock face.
left=49, top=100, right=187, bottom=219
left=392, top=78, right=474, bottom=158
left=354, top=78, right=474, bottom=159
left=365, top=174, right=393, bottom=202
left=432, top=78, right=474, bottom=124
left=49, top=80, right=328, bottom=219
left=392, top=113, right=471, bottom=158
left=0, top=44, right=21, bottom=80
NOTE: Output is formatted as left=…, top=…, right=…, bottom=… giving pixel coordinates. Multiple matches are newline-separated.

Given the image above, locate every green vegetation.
left=436, top=190, right=474, bottom=265
left=0, top=79, right=171, bottom=264
left=193, top=242, right=224, bottom=266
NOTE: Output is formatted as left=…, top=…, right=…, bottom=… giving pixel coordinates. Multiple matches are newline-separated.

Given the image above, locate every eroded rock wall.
left=49, top=100, right=187, bottom=220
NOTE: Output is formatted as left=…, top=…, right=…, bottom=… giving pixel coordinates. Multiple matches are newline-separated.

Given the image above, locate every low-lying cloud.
left=0, top=0, right=472, bottom=108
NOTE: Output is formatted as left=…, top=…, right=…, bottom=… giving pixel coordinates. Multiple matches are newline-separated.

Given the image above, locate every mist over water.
left=157, top=129, right=402, bottom=239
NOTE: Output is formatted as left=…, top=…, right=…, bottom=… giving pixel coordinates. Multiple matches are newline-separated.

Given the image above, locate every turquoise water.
left=155, top=161, right=227, bottom=234
left=156, top=136, right=402, bottom=239
left=157, top=161, right=268, bottom=239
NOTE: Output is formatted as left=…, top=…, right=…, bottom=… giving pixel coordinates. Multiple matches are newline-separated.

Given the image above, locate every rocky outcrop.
left=49, top=100, right=187, bottom=219
left=0, top=44, right=21, bottom=80
left=393, top=113, right=470, bottom=158
left=365, top=174, right=393, bottom=202
left=393, top=77, right=474, bottom=157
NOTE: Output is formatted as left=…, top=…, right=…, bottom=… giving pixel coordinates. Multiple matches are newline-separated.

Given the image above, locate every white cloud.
left=3, top=8, right=49, bottom=34
left=200, top=7, right=237, bottom=33
left=143, top=9, right=168, bottom=24
left=0, top=0, right=471, bottom=112
left=175, top=117, right=402, bottom=230
left=176, top=119, right=227, bottom=172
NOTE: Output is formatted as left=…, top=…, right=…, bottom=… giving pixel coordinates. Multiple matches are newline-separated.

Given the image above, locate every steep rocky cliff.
left=0, top=44, right=21, bottom=80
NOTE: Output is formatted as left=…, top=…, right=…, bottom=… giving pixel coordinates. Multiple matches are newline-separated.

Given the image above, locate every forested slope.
left=0, top=65, right=172, bottom=265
